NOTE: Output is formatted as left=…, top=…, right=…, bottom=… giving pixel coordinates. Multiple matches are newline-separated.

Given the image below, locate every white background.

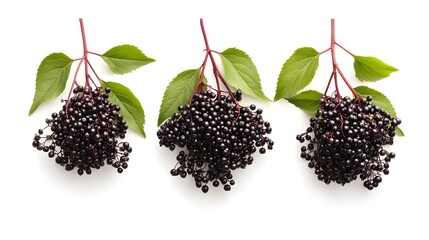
left=0, top=0, right=427, bottom=239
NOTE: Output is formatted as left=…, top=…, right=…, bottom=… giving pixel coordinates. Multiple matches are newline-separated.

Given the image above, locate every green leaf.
left=353, top=55, right=398, bottom=82
left=220, top=48, right=270, bottom=101
left=354, top=86, right=397, bottom=117
left=395, top=127, right=404, bottom=137
left=101, top=44, right=155, bottom=74
left=275, top=47, right=320, bottom=101
left=158, top=69, right=202, bottom=126
left=29, top=53, right=73, bottom=115
left=286, top=90, right=323, bottom=115
left=101, top=81, right=146, bottom=138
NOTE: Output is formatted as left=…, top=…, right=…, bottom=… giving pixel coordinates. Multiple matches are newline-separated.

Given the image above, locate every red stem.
left=200, top=19, right=221, bottom=99
left=64, top=18, right=105, bottom=118
left=200, top=19, right=211, bottom=55
left=337, top=66, right=358, bottom=98
left=88, top=51, right=102, bottom=57
left=79, top=18, right=90, bottom=88
left=320, top=47, right=330, bottom=55
left=199, top=19, right=241, bottom=120
left=200, top=19, right=237, bottom=98
left=324, top=71, right=334, bottom=95
left=198, top=52, right=209, bottom=83
left=213, top=68, right=221, bottom=100
left=189, top=52, right=209, bottom=105
left=88, top=75, right=97, bottom=87
left=88, top=61, right=101, bottom=81
left=333, top=70, right=340, bottom=97
left=65, top=58, right=84, bottom=117
left=327, top=19, right=359, bottom=99
left=335, top=42, right=354, bottom=56
left=330, top=19, right=341, bottom=98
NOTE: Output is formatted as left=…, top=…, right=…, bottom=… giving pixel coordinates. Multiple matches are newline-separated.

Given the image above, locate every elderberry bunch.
left=157, top=90, right=273, bottom=193
left=32, top=86, right=132, bottom=175
left=297, top=95, right=401, bottom=190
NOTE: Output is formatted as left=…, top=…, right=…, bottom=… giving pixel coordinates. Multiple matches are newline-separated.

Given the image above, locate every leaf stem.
left=335, top=42, right=354, bottom=56
left=88, top=51, right=102, bottom=57
left=319, top=48, right=331, bottom=55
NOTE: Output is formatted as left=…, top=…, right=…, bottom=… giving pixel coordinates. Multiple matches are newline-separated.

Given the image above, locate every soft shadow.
left=36, top=152, right=120, bottom=195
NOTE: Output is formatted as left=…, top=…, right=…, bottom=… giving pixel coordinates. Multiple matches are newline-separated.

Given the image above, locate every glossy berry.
left=297, top=95, right=401, bottom=190
left=202, top=185, right=209, bottom=193
left=157, top=90, right=273, bottom=193
left=32, top=86, right=131, bottom=175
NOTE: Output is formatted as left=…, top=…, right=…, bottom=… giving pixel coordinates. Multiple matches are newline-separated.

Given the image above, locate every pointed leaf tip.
left=29, top=53, right=73, bottom=115
left=220, top=48, right=271, bottom=102
left=158, top=69, right=202, bottom=126
left=102, top=44, right=155, bottom=75
left=275, top=47, right=320, bottom=101
left=353, top=55, right=398, bottom=82
left=101, top=81, right=146, bottom=138
left=395, top=127, right=404, bottom=137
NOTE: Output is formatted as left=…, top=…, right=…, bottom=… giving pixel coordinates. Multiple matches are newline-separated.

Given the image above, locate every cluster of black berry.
left=32, top=86, right=132, bottom=175
left=297, top=95, right=401, bottom=190
left=157, top=90, right=273, bottom=193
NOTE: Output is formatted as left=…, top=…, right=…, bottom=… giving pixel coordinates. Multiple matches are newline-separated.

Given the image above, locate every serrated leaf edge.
left=29, top=53, right=73, bottom=115
left=220, top=48, right=271, bottom=102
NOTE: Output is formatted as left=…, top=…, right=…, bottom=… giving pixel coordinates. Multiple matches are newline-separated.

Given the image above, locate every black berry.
left=297, top=96, right=401, bottom=190
left=32, top=86, right=131, bottom=175
left=157, top=90, right=273, bottom=193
